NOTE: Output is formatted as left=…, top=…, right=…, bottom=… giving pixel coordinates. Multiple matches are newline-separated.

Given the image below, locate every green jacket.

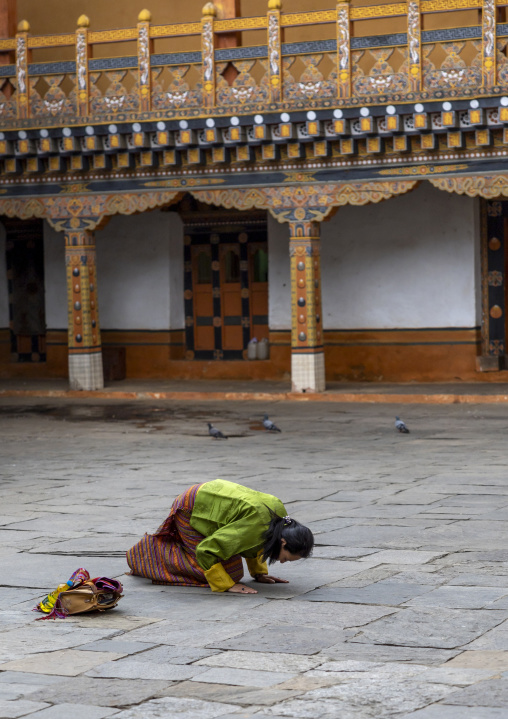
left=190, top=479, right=286, bottom=591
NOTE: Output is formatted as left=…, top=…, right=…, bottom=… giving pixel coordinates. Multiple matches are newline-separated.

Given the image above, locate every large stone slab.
left=28, top=676, right=179, bottom=708
left=194, top=651, right=323, bottom=674
left=400, top=706, right=507, bottom=718
left=126, top=646, right=218, bottom=665
left=0, top=625, right=123, bottom=663
left=311, top=547, right=379, bottom=560
left=1, top=649, right=124, bottom=676
left=124, top=619, right=260, bottom=648
left=0, top=700, right=50, bottom=718
left=445, top=651, right=508, bottom=670
left=164, top=680, right=299, bottom=706
left=65, top=615, right=162, bottom=631
left=321, top=643, right=460, bottom=665
left=310, top=524, right=419, bottom=548
left=250, top=600, right=396, bottom=629
left=359, top=550, right=445, bottom=565
left=191, top=668, right=293, bottom=688
left=297, top=582, right=434, bottom=606
left=351, top=608, right=508, bottom=649
left=17, top=705, right=119, bottom=719
left=259, top=676, right=457, bottom=718
left=417, top=666, right=497, bottom=686
left=77, top=639, right=158, bottom=655
left=405, top=586, right=508, bottom=609
left=0, top=553, right=127, bottom=588
left=0, top=673, right=65, bottom=686
left=442, top=678, right=508, bottom=707
left=87, top=659, right=208, bottom=681
left=210, top=625, right=346, bottom=655
left=112, top=696, right=239, bottom=718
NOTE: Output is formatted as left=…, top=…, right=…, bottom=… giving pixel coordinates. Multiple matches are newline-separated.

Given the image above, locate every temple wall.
left=0, top=185, right=486, bottom=382
left=267, top=214, right=290, bottom=331
left=44, top=222, right=66, bottom=330
left=321, top=183, right=479, bottom=331
left=95, top=210, right=175, bottom=331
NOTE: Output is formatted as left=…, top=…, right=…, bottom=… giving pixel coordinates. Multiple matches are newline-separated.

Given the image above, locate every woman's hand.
left=254, top=574, right=289, bottom=584
left=227, top=583, right=258, bottom=594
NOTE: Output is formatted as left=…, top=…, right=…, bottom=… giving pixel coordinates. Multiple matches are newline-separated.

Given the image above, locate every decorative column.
left=337, top=0, right=351, bottom=99
left=201, top=2, right=216, bottom=108
left=267, top=0, right=282, bottom=103
left=76, top=15, right=90, bottom=117
left=289, top=220, right=325, bottom=393
left=478, top=199, right=505, bottom=371
left=407, top=0, right=422, bottom=93
left=137, top=9, right=152, bottom=112
left=15, top=19, right=29, bottom=118
left=65, top=228, right=104, bottom=390
left=482, top=0, right=496, bottom=88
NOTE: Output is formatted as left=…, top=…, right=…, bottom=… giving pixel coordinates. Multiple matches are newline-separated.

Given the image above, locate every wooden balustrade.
left=0, top=0, right=506, bottom=126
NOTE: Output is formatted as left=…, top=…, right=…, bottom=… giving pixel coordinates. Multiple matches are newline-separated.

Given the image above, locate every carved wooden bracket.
left=429, top=175, right=508, bottom=199
left=0, top=190, right=183, bottom=231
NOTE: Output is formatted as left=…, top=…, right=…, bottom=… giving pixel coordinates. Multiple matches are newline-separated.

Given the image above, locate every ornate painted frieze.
left=192, top=181, right=418, bottom=223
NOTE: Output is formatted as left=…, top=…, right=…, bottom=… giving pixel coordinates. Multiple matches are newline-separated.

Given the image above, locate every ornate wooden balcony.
left=1, top=1, right=508, bottom=188
left=0, top=1, right=507, bottom=126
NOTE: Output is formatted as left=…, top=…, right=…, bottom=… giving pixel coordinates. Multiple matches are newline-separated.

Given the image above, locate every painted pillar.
left=64, top=229, right=104, bottom=390
left=289, top=220, right=325, bottom=392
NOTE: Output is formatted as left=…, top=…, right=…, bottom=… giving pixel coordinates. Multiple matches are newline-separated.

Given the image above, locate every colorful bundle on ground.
left=33, top=569, right=123, bottom=620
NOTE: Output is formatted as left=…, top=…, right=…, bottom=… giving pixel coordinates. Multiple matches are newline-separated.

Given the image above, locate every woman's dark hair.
left=262, top=508, right=314, bottom=565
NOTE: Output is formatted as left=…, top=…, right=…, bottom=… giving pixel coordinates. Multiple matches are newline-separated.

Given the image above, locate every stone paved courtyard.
left=1, top=397, right=508, bottom=718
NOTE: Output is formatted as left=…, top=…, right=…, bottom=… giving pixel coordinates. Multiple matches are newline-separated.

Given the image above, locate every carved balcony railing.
left=1, top=0, right=508, bottom=130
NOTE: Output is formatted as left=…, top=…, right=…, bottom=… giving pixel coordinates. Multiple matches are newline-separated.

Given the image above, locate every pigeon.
left=263, top=414, right=281, bottom=432
left=395, top=416, right=410, bottom=434
left=208, top=422, right=228, bottom=439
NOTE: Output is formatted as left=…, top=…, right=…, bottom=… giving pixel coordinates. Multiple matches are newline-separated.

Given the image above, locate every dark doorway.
left=3, top=218, right=46, bottom=362
left=180, top=200, right=268, bottom=360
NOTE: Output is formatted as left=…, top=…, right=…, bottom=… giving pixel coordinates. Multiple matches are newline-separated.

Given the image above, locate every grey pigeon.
left=208, top=422, right=228, bottom=439
left=395, top=416, right=410, bottom=434
left=263, top=414, right=281, bottom=432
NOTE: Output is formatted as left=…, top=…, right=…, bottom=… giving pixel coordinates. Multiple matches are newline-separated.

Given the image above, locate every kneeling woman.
left=126, top=479, right=314, bottom=593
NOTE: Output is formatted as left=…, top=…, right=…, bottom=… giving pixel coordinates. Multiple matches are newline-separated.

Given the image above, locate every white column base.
left=291, top=351, right=325, bottom=393
left=69, top=352, right=104, bottom=391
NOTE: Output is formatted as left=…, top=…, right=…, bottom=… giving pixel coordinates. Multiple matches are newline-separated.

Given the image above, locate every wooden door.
left=191, top=245, right=214, bottom=351
left=249, top=243, right=269, bottom=341
left=220, top=243, right=243, bottom=350
left=184, top=223, right=269, bottom=359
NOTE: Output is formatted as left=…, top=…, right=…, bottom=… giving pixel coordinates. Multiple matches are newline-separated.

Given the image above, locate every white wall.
left=43, top=210, right=184, bottom=331
left=321, top=182, right=479, bottom=330
left=0, top=223, right=9, bottom=327
left=44, top=222, right=67, bottom=329
left=40, top=183, right=480, bottom=334
left=268, top=213, right=291, bottom=329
